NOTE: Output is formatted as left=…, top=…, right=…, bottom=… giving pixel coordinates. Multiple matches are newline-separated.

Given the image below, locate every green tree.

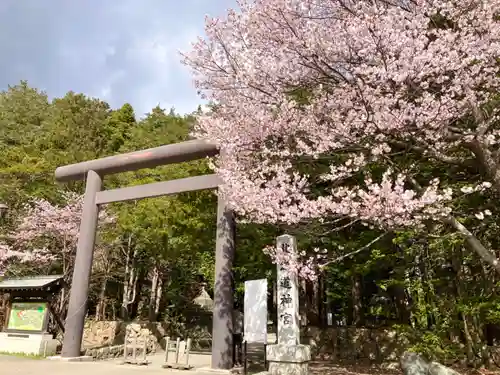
left=98, top=103, right=136, bottom=153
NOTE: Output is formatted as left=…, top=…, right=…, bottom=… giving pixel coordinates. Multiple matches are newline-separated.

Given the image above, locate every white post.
left=165, top=337, right=170, bottom=363
left=133, top=337, right=137, bottom=362
left=175, top=338, right=181, bottom=364
left=186, top=338, right=192, bottom=366
left=124, top=334, right=128, bottom=360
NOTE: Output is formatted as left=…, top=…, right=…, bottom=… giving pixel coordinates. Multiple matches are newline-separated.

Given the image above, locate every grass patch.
left=0, top=351, right=44, bottom=359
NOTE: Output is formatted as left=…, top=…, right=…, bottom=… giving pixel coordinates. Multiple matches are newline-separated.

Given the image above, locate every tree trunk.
left=305, top=279, right=320, bottom=326
left=154, top=277, right=163, bottom=318
left=121, top=234, right=137, bottom=320
left=149, top=266, right=159, bottom=322
left=351, top=273, right=362, bottom=326
left=412, top=254, right=427, bottom=328
left=121, top=268, right=131, bottom=320
left=122, top=265, right=138, bottom=320
left=96, top=277, right=108, bottom=321
left=452, top=248, right=476, bottom=365
left=461, top=311, right=476, bottom=366
left=300, top=279, right=307, bottom=326
left=59, top=255, right=68, bottom=314
left=318, top=275, right=326, bottom=327
left=59, top=287, right=65, bottom=316
left=272, top=281, right=278, bottom=331
left=129, top=272, right=143, bottom=319
left=473, top=313, right=490, bottom=368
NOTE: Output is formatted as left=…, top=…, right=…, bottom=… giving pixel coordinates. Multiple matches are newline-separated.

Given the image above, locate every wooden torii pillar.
left=54, top=140, right=235, bottom=369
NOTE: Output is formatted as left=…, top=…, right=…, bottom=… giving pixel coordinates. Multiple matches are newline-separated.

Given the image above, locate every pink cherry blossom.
left=183, top=0, right=500, bottom=274
left=264, top=244, right=325, bottom=280
left=0, top=243, right=50, bottom=276
left=5, top=192, right=114, bottom=275
left=13, top=192, right=113, bottom=246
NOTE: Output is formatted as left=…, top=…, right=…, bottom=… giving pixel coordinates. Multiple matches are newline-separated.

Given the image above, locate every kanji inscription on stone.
left=276, top=234, right=300, bottom=346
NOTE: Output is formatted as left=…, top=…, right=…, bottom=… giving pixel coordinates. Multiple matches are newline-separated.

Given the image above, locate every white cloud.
left=0, top=0, right=237, bottom=116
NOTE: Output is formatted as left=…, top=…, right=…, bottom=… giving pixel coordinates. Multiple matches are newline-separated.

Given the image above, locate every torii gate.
left=54, top=140, right=235, bottom=370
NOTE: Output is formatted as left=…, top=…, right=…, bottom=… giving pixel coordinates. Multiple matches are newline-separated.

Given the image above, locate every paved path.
left=0, top=352, right=215, bottom=375
left=0, top=344, right=269, bottom=375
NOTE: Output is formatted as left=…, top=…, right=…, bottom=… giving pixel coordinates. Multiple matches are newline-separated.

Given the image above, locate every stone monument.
left=266, top=235, right=311, bottom=375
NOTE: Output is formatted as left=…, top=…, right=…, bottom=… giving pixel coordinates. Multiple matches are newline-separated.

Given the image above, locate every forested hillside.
left=1, top=80, right=500, bottom=366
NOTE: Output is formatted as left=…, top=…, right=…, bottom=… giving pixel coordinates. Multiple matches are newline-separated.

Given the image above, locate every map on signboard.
left=7, top=302, right=47, bottom=331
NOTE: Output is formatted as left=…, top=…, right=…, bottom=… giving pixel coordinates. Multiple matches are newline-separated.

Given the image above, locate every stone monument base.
left=0, top=332, right=58, bottom=356
left=266, top=344, right=311, bottom=375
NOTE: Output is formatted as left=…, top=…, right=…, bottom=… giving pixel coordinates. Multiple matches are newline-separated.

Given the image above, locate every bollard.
left=175, top=338, right=181, bottom=364
left=165, top=337, right=170, bottom=363
left=185, top=338, right=192, bottom=365
left=124, top=334, right=128, bottom=360
left=121, top=330, right=149, bottom=366
left=133, top=337, right=137, bottom=362
left=123, top=335, right=128, bottom=361
left=162, top=337, right=193, bottom=370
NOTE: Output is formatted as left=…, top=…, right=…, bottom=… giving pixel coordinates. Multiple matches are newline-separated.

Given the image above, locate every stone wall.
left=82, top=320, right=407, bottom=363
left=85, top=344, right=124, bottom=359
left=82, top=320, right=170, bottom=350
left=83, top=324, right=159, bottom=360
left=301, top=326, right=409, bottom=363
left=82, top=320, right=162, bottom=359
left=82, top=320, right=121, bottom=349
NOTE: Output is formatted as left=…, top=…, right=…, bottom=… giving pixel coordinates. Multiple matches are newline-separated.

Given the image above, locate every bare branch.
left=408, top=174, right=500, bottom=274
left=319, top=233, right=387, bottom=269
left=318, top=219, right=360, bottom=236
left=391, top=140, right=471, bottom=166
left=444, top=216, right=500, bottom=274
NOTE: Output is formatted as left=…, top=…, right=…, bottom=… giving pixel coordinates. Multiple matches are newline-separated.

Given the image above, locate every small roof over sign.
left=0, top=275, right=64, bottom=291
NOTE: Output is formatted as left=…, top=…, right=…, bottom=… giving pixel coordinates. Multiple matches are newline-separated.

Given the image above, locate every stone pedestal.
left=266, top=344, right=311, bottom=375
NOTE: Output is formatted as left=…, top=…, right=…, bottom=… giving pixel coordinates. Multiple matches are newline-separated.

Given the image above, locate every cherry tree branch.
left=318, top=219, right=360, bottom=235
left=379, top=151, right=500, bottom=274
left=443, top=216, right=500, bottom=274
left=407, top=175, right=500, bottom=274
left=392, top=140, right=472, bottom=166
left=319, top=233, right=388, bottom=269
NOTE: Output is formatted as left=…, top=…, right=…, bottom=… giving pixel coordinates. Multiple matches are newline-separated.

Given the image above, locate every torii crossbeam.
left=54, top=140, right=235, bottom=370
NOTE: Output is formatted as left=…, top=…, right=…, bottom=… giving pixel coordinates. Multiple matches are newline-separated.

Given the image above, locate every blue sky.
left=0, top=0, right=236, bottom=117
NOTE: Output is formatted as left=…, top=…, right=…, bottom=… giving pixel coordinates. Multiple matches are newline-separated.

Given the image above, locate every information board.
left=244, top=279, right=268, bottom=344
left=7, top=302, right=48, bottom=331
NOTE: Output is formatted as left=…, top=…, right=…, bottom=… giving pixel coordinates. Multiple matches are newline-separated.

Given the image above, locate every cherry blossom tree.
left=183, top=0, right=500, bottom=274
left=0, top=243, right=24, bottom=276
left=0, top=243, right=54, bottom=277
left=11, top=192, right=113, bottom=311
left=13, top=192, right=113, bottom=252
